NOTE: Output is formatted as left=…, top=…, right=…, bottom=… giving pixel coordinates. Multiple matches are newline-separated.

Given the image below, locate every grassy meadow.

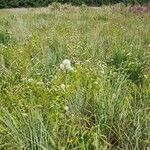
left=0, top=4, right=150, bottom=150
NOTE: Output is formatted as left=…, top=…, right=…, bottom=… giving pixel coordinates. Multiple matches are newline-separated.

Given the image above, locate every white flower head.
left=28, top=78, right=34, bottom=83
left=94, top=81, right=98, bottom=85
left=60, top=84, right=66, bottom=91
left=60, top=59, right=73, bottom=72
left=64, top=106, right=69, bottom=111
left=60, top=64, right=65, bottom=71
left=144, top=75, right=148, bottom=79
left=37, top=81, right=44, bottom=85
left=62, top=59, right=71, bottom=67
left=65, top=65, right=74, bottom=71
left=22, top=113, right=28, bottom=117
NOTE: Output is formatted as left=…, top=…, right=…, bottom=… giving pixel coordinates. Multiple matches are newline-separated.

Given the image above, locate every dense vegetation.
left=0, top=4, right=150, bottom=150
left=0, top=0, right=149, bottom=8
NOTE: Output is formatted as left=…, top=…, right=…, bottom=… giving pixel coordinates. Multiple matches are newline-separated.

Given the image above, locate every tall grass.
left=0, top=4, right=150, bottom=149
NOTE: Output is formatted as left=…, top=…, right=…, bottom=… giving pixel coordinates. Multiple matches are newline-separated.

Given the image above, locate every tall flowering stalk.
left=60, top=59, right=74, bottom=88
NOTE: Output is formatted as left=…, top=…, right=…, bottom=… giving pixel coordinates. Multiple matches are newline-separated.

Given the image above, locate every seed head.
left=60, top=84, right=66, bottom=91
left=60, top=59, right=73, bottom=72
left=64, top=106, right=69, bottom=111
left=62, top=59, right=71, bottom=67
left=60, top=63, right=65, bottom=71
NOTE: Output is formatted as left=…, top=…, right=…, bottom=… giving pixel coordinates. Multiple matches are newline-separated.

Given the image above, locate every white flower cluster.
left=60, top=59, right=73, bottom=71
left=60, top=84, right=66, bottom=91
left=64, top=106, right=69, bottom=111
left=64, top=105, right=74, bottom=117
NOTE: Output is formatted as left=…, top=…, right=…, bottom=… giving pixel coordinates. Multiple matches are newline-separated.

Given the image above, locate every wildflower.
left=0, top=44, right=7, bottom=49
left=94, top=81, right=98, bottom=85
left=36, top=81, right=44, bottom=85
left=27, top=78, right=34, bottom=82
left=67, top=111, right=74, bottom=117
left=67, top=138, right=73, bottom=143
left=64, top=105, right=69, bottom=111
left=64, top=106, right=74, bottom=117
left=112, top=93, right=116, bottom=98
left=22, top=113, right=28, bottom=117
left=60, top=64, right=65, bottom=71
left=62, top=59, right=71, bottom=67
left=60, top=59, right=73, bottom=72
left=144, top=75, right=148, bottom=79
left=60, top=84, right=66, bottom=91
left=65, top=65, right=74, bottom=71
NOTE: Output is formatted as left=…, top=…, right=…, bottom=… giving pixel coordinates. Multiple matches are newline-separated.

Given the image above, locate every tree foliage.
left=0, top=0, right=149, bottom=8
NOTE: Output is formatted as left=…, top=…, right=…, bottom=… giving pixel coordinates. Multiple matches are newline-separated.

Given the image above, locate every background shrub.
left=0, top=0, right=149, bottom=8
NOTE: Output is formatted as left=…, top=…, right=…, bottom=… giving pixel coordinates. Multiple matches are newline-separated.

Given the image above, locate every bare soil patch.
left=129, top=5, right=150, bottom=15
